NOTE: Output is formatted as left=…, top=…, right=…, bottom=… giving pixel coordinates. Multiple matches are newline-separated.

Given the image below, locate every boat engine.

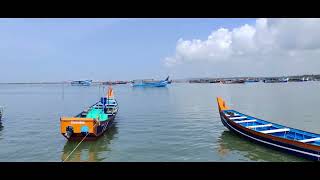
left=65, top=126, right=74, bottom=138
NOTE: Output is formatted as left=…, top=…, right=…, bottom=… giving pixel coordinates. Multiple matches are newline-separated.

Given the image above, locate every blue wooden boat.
left=217, top=97, right=320, bottom=161
left=131, top=76, right=169, bottom=87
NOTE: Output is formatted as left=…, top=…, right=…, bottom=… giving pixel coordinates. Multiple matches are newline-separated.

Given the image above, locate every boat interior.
left=222, top=110, right=320, bottom=146
left=76, top=99, right=118, bottom=118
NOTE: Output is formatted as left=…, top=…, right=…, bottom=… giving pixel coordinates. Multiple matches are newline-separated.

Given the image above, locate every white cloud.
left=164, top=18, right=320, bottom=77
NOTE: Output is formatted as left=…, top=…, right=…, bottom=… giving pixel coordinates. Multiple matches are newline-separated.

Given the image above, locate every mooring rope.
left=62, top=133, right=89, bottom=162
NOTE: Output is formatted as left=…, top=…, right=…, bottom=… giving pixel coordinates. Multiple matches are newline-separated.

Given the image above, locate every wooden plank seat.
left=246, top=124, right=273, bottom=129
left=230, top=116, right=247, bottom=120
left=225, top=113, right=239, bottom=117
left=299, top=137, right=320, bottom=143
left=234, top=120, right=257, bottom=123
left=260, top=128, right=290, bottom=134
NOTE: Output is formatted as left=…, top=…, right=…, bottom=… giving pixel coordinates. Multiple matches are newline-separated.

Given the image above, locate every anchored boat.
left=217, top=97, right=320, bottom=161
left=131, top=76, right=169, bottom=87
left=60, top=87, right=118, bottom=141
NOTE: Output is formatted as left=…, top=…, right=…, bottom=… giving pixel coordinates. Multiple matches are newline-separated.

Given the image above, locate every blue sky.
left=0, top=18, right=256, bottom=82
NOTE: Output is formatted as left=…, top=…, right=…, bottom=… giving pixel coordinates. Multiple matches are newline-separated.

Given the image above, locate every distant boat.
left=221, top=79, right=245, bottom=84
left=217, top=97, right=320, bottom=161
left=60, top=87, right=118, bottom=141
left=263, top=78, right=288, bottom=83
left=102, top=81, right=128, bottom=85
left=210, top=80, right=221, bottom=83
left=289, top=77, right=309, bottom=82
left=245, top=79, right=260, bottom=83
left=131, top=76, right=170, bottom=87
left=71, top=80, right=92, bottom=86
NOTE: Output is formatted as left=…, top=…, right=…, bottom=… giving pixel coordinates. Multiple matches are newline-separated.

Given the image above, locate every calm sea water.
left=0, top=82, right=319, bottom=162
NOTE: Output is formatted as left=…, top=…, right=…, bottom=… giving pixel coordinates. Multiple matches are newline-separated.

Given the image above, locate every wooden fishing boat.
left=131, top=76, right=169, bottom=87
left=60, top=87, right=118, bottom=141
left=217, top=97, right=320, bottom=161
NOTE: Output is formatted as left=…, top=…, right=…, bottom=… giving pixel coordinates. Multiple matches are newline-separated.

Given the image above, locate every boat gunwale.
left=223, top=109, right=320, bottom=138
left=71, top=99, right=118, bottom=120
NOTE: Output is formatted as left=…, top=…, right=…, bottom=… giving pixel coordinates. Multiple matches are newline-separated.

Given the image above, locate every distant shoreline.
left=0, top=82, right=66, bottom=84
left=1, top=74, right=320, bottom=84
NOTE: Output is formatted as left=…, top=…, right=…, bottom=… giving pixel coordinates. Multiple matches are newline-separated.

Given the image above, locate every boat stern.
left=60, top=117, right=98, bottom=140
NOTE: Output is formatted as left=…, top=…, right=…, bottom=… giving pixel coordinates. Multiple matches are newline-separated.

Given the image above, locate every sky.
left=0, top=18, right=319, bottom=82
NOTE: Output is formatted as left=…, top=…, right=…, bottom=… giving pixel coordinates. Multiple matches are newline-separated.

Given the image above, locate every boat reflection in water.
left=0, top=109, right=3, bottom=134
left=217, top=131, right=309, bottom=162
left=0, top=121, right=3, bottom=135
left=61, top=124, right=118, bottom=162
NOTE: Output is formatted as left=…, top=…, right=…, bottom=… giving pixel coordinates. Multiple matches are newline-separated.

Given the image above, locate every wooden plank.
left=225, top=113, right=239, bottom=117
left=234, top=120, right=256, bottom=123
left=230, top=116, right=247, bottom=120
left=299, top=137, right=320, bottom=143
left=260, top=128, right=290, bottom=134
left=247, top=124, right=273, bottom=129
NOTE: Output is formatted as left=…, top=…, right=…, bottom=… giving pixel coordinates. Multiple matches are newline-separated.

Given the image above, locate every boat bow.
left=217, top=97, right=229, bottom=112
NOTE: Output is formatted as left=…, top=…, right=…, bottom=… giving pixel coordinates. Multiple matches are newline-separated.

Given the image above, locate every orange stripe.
left=60, top=117, right=94, bottom=121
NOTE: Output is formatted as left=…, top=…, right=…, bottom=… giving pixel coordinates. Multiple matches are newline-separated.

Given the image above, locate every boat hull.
left=62, top=115, right=116, bottom=141
left=132, top=76, right=169, bottom=87
left=219, top=113, right=320, bottom=161
left=132, top=82, right=168, bottom=87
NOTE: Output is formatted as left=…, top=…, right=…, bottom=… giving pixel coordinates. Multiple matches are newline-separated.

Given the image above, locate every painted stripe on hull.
left=220, top=115, right=320, bottom=161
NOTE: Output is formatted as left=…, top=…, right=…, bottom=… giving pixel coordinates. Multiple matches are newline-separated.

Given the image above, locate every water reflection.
left=131, top=86, right=169, bottom=91
left=61, top=124, right=118, bottom=162
left=0, top=121, right=3, bottom=132
left=217, top=130, right=308, bottom=162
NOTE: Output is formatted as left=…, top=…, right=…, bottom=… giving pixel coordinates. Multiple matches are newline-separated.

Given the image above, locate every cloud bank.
left=164, top=18, right=320, bottom=77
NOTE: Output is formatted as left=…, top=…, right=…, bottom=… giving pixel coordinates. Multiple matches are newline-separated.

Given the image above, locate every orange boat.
left=60, top=87, right=118, bottom=141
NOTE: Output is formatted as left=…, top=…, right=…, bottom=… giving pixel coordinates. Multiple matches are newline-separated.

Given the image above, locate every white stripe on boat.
left=247, top=124, right=273, bottom=129
left=260, top=128, right=290, bottom=134
left=221, top=116, right=320, bottom=159
left=225, top=113, right=239, bottom=117
left=234, top=120, right=256, bottom=123
left=299, top=137, right=320, bottom=143
left=230, top=116, right=247, bottom=120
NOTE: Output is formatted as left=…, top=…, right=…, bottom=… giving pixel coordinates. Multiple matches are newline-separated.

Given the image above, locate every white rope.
left=62, top=133, right=89, bottom=162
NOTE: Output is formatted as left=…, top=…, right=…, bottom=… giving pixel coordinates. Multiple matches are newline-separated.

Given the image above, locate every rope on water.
left=62, top=133, right=89, bottom=162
